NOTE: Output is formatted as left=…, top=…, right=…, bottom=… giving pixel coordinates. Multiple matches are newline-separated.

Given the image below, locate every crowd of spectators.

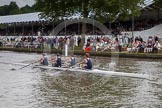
left=83, top=35, right=132, bottom=52
left=82, top=34, right=162, bottom=53
left=0, top=35, right=77, bottom=50
left=0, top=33, right=162, bottom=53
left=0, top=18, right=162, bottom=53
left=127, top=35, right=161, bottom=53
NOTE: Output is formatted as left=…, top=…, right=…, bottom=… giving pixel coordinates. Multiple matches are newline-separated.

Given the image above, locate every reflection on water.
left=0, top=51, right=162, bottom=108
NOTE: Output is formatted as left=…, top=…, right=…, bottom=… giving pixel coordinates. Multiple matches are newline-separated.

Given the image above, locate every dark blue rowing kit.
left=85, top=58, right=92, bottom=69
left=54, top=56, right=62, bottom=67
left=70, top=57, right=76, bottom=66
left=43, top=56, right=48, bottom=66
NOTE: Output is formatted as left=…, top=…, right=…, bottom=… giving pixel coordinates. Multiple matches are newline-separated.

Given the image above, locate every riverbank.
left=1, top=47, right=162, bottom=59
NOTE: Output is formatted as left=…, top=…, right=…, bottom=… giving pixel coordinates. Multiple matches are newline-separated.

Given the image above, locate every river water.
left=0, top=51, right=162, bottom=108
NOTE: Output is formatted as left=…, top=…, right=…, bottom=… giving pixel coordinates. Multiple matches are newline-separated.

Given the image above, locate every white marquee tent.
left=0, top=12, right=46, bottom=24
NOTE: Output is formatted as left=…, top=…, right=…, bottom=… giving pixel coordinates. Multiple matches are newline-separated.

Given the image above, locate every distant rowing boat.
left=33, top=65, right=150, bottom=80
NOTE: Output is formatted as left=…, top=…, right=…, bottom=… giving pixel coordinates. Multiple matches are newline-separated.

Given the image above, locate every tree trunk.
left=81, top=19, right=87, bottom=46
left=80, top=0, right=89, bottom=47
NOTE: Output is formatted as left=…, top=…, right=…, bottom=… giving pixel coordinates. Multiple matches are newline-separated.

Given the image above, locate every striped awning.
left=0, top=12, right=46, bottom=24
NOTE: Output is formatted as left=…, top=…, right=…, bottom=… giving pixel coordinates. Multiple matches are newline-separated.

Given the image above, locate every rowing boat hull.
left=33, top=65, right=150, bottom=79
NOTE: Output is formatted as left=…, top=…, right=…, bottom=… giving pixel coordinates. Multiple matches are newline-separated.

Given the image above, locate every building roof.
left=142, top=0, right=162, bottom=11
left=144, top=0, right=154, bottom=7
left=0, top=12, right=46, bottom=24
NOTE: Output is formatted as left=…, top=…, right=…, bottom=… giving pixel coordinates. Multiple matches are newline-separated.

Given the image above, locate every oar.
left=64, top=62, right=79, bottom=72
left=0, top=61, right=12, bottom=65
left=0, top=61, right=28, bottom=66
left=10, top=61, right=38, bottom=71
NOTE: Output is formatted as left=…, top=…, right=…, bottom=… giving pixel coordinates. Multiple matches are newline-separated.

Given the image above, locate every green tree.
left=0, top=5, right=10, bottom=16
left=8, top=1, right=21, bottom=15
left=154, top=0, right=162, bottom=6
left=20, top=5, right=35, bottom=13
left=0, top=2, right=36, bottom=16
left=35, top=0, right=144, bottom=43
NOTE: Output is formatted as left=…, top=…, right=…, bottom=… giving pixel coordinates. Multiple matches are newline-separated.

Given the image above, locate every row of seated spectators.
left=83, top=36, right=132, bottom=52
left=127, top=35, right=161, bottom=53
left=1, top=34, right=161, bottom=53
left=83, top=35, right=162, bottom=53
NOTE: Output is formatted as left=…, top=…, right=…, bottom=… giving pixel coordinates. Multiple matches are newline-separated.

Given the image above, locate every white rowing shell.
left=33, top=65, right=150, bottom=80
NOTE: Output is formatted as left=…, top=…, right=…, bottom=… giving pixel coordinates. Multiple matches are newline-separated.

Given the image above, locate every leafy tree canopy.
left=154, top=0, right=162, bottom=6
left=8, top=2, right=21, bottom=15
left=20, top=5, right=35, bottom=14
left=35, top=0, right=145, bottom=22
left=0, top=1, right=35, bottom=16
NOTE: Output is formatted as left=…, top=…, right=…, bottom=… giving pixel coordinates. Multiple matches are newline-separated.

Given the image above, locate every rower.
left=51, top=53, right=62, bottom=67
left=79, top=53, right=93, bottom=69
left=69, top=55, right=76, bottom=67
left=40, top=53, right=48, bottom=66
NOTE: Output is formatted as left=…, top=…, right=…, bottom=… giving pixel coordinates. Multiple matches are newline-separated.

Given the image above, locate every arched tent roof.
left=0, top=12, right=46, bottom=24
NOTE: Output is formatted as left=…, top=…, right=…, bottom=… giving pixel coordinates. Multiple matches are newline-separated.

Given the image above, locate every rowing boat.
left=0, top=62, right=150, bottom=79
left=33, top=65, right=150, bottom=79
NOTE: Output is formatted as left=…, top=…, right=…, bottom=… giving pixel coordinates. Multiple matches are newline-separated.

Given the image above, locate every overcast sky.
left=0, top=0, right=35, bottom=7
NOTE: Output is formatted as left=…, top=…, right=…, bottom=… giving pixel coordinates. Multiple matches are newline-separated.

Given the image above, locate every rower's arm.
left=78, top=61, right=83, bottom=64
left=51, top=58, right=56, bottom=63
left=39, top=58, right=42, bottom=61
left=79, top=59, right=86, bottom=64
left=39, top=58, right=44, bottom=62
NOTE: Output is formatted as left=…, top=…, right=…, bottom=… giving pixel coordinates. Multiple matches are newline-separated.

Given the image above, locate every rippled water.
left=0, top=51, right=162, bottom=108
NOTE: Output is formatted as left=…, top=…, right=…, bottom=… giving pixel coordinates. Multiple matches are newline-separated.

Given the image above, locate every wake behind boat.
left=33, top=65, right=150, bottom=80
